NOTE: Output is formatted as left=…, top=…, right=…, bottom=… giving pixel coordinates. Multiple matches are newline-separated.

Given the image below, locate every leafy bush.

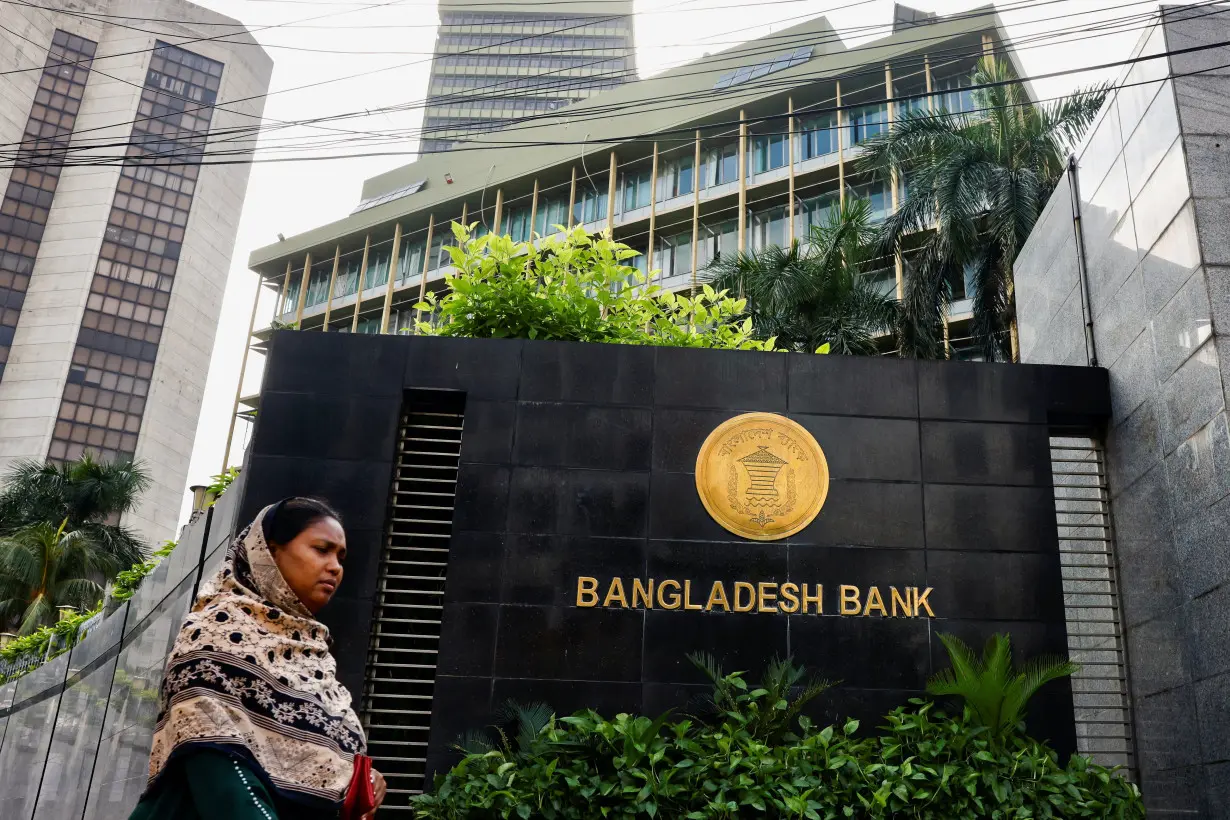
left=412, top=655, right=1142, bottom=820
left=412, top=225, right=779, bottom=352
left=206, top=467, right=241, bottom=506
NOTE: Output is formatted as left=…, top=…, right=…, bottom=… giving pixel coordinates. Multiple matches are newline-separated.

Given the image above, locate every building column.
left=416, top=214, right=435, bottom=333
left=887, top=64, right=904, bottom=302
left=567, top=167, right=577, bottom=229
left=691, top=130, right=701, bottom=293
left=787, top=97, right=796, bottom=245
left=381, top=223, right=403, bottom=334
left=350, top=234, right=371, bottom=333
left=278, top=260, right=292, bottom=318
left=222, top=278, right=262, bottom=473
left=293, top=252, right=312, bottom=327
left=926, top=54, right=951, bottom=358
left=492, top=189, right=503, bottom=235
left=606, top=151, right=617, bottom=232
left=322, top=245, right=340, bottom=331
left=529, top=178, right=539, bottom=239
left=836, top=81, right=846, bottom=207
left=738, top=109, right=747, bottom=253
left=647, top=141, right=659, bottom=281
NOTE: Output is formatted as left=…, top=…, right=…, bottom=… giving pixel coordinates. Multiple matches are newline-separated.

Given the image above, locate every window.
left=399, top=238, right=426, bottom=282
left=797, top=192, right=839, bottom=233
left=702, top=143, right=739, bottom=188
left=304, top=261, right=332, bottom=308
left=365, top=247, right=391, bottom=290
left=656, top=156, right=694, bottom=200
left=534, top=195, right=568, bottom=236
left=749, top=133, right=788, bottom=174
left=848, top=104, right=889, bottom=146
left=654, top=232, right=693, bottom=279
left=934, top=75, right=976, bottom=115
left=798, top=113, right=839, bottom=160
left=749, top=206, right=788, bottom=251
left=504, top=205, right=532, bottom=242
left=574, top=186, right=607, bottom=225
left=848, top=181, right=891, bottom=223
left=333, top=252, right=364, bottom=298
left=620, top=169, right=651, bottom=213
left=697, top=219, right=738, bottom=268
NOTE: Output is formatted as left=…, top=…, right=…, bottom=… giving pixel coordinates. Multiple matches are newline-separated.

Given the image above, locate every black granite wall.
left=239, top=331, right=1111, bottom=779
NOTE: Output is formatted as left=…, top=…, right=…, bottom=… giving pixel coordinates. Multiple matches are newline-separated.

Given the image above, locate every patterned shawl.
left=146, top=504, right=366, bottom=809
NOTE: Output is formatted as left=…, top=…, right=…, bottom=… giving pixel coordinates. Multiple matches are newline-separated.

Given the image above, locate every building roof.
left=248, top=3, right=1008, bottom=273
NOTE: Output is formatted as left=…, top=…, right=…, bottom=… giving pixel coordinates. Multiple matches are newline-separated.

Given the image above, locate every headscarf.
left=146, top=504, right=366, bottom=809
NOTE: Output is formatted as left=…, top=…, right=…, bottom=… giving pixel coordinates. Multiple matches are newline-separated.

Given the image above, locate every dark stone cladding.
left=241, top=332, right=1111, bottom=779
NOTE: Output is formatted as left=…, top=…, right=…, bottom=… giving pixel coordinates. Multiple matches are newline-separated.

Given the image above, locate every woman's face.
left=271, top=516, right=347, bottom=614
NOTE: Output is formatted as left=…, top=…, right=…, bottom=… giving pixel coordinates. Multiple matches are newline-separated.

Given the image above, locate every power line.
left=4, top=0, right=1206, bottom=168
left=0, top=0, right=1159, bottom=156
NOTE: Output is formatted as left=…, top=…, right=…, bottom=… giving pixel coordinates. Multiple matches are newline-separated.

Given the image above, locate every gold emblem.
left=695, top=413, right=829, bottom=541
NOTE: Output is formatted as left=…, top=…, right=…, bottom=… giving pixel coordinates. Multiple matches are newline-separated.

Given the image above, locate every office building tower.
left=419, top=0, right=636, bottom=154
left=0, top=0, right=273, bottom=541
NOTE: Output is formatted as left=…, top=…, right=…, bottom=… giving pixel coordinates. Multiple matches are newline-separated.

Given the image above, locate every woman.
left=130, top=497, right=387, bottom=819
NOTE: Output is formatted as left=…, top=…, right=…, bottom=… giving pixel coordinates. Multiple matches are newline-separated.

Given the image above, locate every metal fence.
left=1050, top=434, right=1136, bottom=774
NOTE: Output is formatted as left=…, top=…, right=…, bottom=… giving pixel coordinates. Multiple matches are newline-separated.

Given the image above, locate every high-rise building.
left=0, top=0, right=272, bottom=541
left=249, top=5, right=1018, bottom=359
left=419, top=0, right=636, bottom=154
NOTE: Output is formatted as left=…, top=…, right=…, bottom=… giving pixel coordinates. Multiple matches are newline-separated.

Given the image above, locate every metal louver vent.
left=361, top=390, right=466, bottom=808
left=1050, top=435, right=1135, bottom=775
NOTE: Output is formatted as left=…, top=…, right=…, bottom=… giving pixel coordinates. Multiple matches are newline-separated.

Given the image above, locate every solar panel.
left=352, top=179, right=427, bottom=214
left=711, top=45, right=815, bottom=90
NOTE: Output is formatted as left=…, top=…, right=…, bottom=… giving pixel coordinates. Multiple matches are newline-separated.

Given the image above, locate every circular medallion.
left=695, top=412, right=829, bottom=541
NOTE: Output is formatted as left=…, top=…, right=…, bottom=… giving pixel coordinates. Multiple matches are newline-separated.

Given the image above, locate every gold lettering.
left=757, top=582, right=778, bottom=613
left=913, top=587, right=936, bottom=618
left=891, top=587, right=913, bottom=617
left=779, top=583, right=800, bottom=613
left=863, top=586, right=887, bottom=617
left=577, top=576, right=599, bottom=607
left=683, top=580, right=703, bottom=610
left=632, top=578, right=654, bottom=609
left=734, top=582, right=756, bottom=612
left=658, top=579, right=681, bottom=610
left=603, top=577, right=628, bottom=608
left=801, top=583, right=823, bottom=614
left=706, top=581, right=730, bottom=612
left=839, top=585, right=861, bottom=615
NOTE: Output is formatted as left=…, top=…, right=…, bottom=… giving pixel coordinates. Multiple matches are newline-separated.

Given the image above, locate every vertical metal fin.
left=361, top=390, right=465, bottom=808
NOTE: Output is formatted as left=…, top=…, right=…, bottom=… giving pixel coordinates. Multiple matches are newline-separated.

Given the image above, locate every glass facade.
left=0, top=30, right=97, bottom=384
left=47, top=42, right=222, bottom=465
left=422, top=8, right=636, bottom=152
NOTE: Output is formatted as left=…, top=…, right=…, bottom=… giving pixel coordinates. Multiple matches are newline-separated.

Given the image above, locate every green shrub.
left=412, top=225, right=779, bottom=352
left=412, top=657, right=1142, bottom=820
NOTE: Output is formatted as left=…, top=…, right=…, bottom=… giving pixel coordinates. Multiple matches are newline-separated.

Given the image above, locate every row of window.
left=441, top=11, right=632, bottom=29
left=48, top=41, right=223, bottom=466
left=0, top=30, right=96, bottom=386
left=438, top=34, right=630, bottom=51
left=430, top=74, right=623, bottom=94
left=426, top=96, right=576, bottom=114
left=287, top=179, right=894, bottom=317
left=436, top=54, right=628, bottom=72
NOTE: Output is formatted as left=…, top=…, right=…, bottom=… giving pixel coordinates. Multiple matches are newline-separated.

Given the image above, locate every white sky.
left=175, top=0, right=1184, bottom=527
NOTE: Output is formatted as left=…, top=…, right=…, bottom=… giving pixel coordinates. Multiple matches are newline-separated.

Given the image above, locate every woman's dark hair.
left=262, top=497, right=342, bottom=548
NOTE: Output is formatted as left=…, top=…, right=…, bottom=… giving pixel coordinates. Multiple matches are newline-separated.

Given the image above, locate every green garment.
left=128, top=748, right=340, bottom=820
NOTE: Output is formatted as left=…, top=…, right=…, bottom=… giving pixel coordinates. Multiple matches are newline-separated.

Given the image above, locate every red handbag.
left=342, top=754, right=377, bottom=819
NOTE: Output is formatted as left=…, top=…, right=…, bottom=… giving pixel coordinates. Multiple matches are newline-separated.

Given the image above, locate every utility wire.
left=0, top=0, right=1174, bottom=156
left=4, top=2, right=1212, bottom=169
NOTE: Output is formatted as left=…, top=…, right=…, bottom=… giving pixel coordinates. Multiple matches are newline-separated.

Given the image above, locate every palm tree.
left=0, top=455, right=150, bottom=569
left=861, top=57, right=1107, bottom=360
left=0, top=519, right=122, bottom=634
left=927, top=632, right=1078, bottom=738
left=706, top=198, right=900, bottom=354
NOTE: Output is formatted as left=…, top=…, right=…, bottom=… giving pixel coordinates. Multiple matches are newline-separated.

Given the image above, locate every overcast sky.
left=175, top=0, right=1183, bottom=527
